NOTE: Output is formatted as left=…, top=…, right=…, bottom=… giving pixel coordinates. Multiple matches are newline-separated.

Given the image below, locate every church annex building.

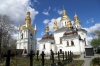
left=38, top=9, right=88, bottom=55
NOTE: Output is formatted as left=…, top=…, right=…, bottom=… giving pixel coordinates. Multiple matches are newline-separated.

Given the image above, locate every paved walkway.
left=74, top=54, right=100, bottom=66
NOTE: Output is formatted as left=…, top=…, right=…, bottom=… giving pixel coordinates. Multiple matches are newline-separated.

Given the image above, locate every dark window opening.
left=43, top=44, right=45, bottom=49
left=60, top=38, right=62, bottom=44
left=65, top=22, right=66, bottom=26
left=21, top=33, right=23, bottom=39
left=67, top=41, right=69, bottom=46
left=84, top=38, right=86, bottom=46
left=30, top=34, right=33, bottom=39
left=71, top=41, right=74, bottom=46
left=51, top=42, right=53, bottom=44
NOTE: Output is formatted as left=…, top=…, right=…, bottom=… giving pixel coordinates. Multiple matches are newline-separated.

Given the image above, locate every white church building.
left=16, top=11, right=37, bottom=54
left=38, top=9, right=88, bottom=55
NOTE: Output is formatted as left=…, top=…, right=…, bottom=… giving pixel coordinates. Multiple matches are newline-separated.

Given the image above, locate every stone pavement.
left=74, top=54, right=100, bottom=66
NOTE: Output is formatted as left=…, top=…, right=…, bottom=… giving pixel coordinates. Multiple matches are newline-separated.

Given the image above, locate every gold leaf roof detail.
left=53, top=20, right=59, bottom=29
left=61, top=9, right=70, bottom=21
left=74, top=14, right=81, bottom=24
left=19, top=11, right=34, bottom=30
left=45, top=25, right=49, bottom=33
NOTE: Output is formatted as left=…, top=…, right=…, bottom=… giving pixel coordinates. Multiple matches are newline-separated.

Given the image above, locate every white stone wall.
left=60, top=18, right=69, bottom=27
left=17, top=28, right=37, bottom=54
left=64, top=39, right=81, bottom=55
left=80, top=40, right=85, bottom=53
left=54, top=32, right=65, bottom=44
left=78, top=30, right=88, bottom=45
left=60, top=35, right=81, bottom=54
left=75, top=23, right=81, bottom=29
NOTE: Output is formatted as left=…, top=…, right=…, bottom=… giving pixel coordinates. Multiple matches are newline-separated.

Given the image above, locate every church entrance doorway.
left=59, top=49, right=62, bottom=54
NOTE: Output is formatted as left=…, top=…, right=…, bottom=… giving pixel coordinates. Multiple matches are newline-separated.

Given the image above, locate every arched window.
left=71, top=41, right=74, bottom=46
left=84, top=38, right=86, bottom=46
left=60, top=38, right=62, bottom=44
left=43, top=44, right=45, bottom=49
left=67, top=41, right=69, bottom=46
left=30, top=34, right=33, bottom=39
left=21, top=33, right=23, bottom=39
left=65, top=22, right=66, bottom=26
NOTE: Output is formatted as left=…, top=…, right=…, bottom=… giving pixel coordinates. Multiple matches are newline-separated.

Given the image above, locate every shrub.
left=92, top=57, right=100, bottom=66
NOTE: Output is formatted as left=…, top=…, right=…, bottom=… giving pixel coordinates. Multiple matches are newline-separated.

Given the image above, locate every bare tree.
left=0, top=14, right=15, bottom=59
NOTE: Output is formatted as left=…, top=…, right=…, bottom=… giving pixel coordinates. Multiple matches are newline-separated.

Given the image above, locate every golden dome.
left=19, top=11, right=34, bottom=30
left=45, top=25, right=49, bottom=33
left=20, top=24, right=34, bottom=30
left=53, top=20, right=59, bottom=29
left=25, top=11, right=31, bottom=24
left=61, top=9, right=70, bottom=21
left=74, top=14, right=81, bottom=24
left=67, top=20, right=72, bottom=28
left=62, top=10, right=66, bottom=16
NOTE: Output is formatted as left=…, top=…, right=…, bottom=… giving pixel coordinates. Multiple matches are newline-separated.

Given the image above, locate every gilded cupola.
left=25, top=11, right=31, bottom=25
left=45, top=25, right=49, bottom=33
left=61, top=8, right=70, bottom=21
left=53, top=20, right=59, bottom=29
left=74, top=13, right=81, bottom=25
left=67, top=20, right=72, bottom=29
left=19, top=11, right=34, bottom=30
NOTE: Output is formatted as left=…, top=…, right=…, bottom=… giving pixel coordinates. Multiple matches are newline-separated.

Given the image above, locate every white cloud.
left=83, top=23, right=100, bottom=34
left=42, top=11, right=49, bottom=15
left=43, top=19, right=49, bottom=24
left=87, top=36, right=92, bottom=45
left=12, top=33, right=18, bottom=40
left=57, top=10, right=62, bottom=15
left=86, top=18, right=94, bottom=24
left=42, top=7, right=51, bottom=16
left=37, top=38, right=41, bottom=49
left=0, top=0, right=39, bottom=26
left=83, top=23, right=100, bottom=45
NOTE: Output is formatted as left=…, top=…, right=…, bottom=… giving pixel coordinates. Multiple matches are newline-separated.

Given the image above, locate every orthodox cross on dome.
left=62, top=5, right=66, bottom=16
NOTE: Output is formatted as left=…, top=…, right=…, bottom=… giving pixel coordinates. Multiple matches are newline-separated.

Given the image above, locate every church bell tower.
left=17, top=11, right=37, bottom=54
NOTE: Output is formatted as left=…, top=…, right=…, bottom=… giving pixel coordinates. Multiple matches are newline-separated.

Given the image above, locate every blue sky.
left=32, top=0, right=100, bottom=39
left=0, top=0, right=100, bottom=45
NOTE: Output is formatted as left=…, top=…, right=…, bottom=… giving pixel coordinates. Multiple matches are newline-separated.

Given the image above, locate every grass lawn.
left=0, top=56, right=84, bottom=66
left=55, top=54, right=80, bottom=58
left=66, top=60, right=84, bottom=66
